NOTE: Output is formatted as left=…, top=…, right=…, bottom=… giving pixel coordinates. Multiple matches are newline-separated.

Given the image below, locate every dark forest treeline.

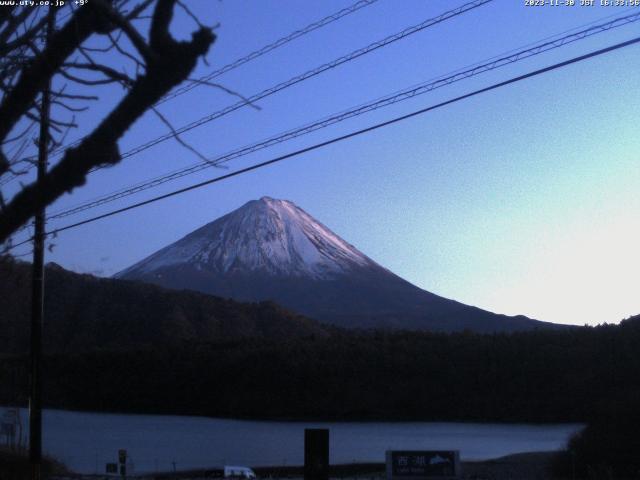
left=0, top=258, right=330, bottom=354
left=0, top=447, right=69, bottom=479
left=1, top=316, right=639, bottom=423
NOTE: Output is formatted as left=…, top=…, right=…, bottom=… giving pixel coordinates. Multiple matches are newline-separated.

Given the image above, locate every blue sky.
left=5, top=0, right=640, bottom=326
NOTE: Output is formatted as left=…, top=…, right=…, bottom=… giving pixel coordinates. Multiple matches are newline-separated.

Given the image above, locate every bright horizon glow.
left=4, top=0, right=639, bottom=326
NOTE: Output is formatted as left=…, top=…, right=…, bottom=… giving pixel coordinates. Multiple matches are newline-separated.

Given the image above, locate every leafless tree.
left=0, top=0, right=216, bottom=245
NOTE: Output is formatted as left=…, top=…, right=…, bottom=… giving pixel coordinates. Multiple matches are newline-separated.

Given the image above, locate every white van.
left=224, top=466, right=256, bottom=479
left=207, top=465, right=256, bottom=479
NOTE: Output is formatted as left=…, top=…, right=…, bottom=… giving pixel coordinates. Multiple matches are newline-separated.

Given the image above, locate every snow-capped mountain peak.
left=115, top=196, right=554, bottom=333
left=116, top=197, right=374, bottom=279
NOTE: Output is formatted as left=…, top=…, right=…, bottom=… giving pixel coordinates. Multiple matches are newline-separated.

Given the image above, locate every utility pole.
left=29, top=7, right=55, bottom=480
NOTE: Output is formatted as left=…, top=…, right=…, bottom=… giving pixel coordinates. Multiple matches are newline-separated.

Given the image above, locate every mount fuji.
left=116, top=197, right=556, bottom=332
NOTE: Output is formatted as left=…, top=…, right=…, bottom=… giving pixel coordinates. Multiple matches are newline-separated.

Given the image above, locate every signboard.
left=386, top=451, right=460, bottom=479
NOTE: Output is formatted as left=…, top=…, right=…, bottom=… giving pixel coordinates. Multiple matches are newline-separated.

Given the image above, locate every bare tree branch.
left=151, top=106, right=211, bottom=164
left=177, top=0, right=205, bottom=29
left=49, top=114, right=76, bottom=149
left=92, top=0, right=156, bottom=63
left=0, top=14, right=48, bottom=57
left=59, top=68, right=122, bottom=86
left=1, top=118, right=37, bottom=146
left=52, top=91, right=99, bottom=101
left=186, top=77, right=261, bottom=110
left=125, top=0, right=156, bottom=21
left=50, top=99, right=89, bottom=113
left=0, top=7, right=33, bottom=47
left=107, top=30, right=145, bottom=70
left=63, top=61, right=135, bottom=86
left=0, top=0, right=215, bottom=243
left=0, top=5, right=101, bottom=171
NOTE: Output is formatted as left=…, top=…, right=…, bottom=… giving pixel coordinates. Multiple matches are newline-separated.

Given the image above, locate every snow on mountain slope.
left=116, top=197, right=376, bottom=280
left=116, top=197, right=559, bottom=333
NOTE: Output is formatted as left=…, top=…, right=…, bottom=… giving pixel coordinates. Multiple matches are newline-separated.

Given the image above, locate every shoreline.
left=0, top=404, right=586, bottom=426
left=52, top=452, right=558, bottom=480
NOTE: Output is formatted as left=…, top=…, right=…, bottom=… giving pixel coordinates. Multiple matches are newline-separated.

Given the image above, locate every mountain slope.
left=116, top=197, right=558, bottom=333
left=116, top=196, right=376, bottom=280
left=0, top=257, right=329, bottom=355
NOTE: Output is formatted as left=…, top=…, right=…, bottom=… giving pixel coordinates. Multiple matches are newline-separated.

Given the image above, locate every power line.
left=114, top=0, right=493, bottom=161
left=37, top=0, right=492, bottom=176
left=45, top=0, right=383, bottom=160
left=45, top=11, right=640, bottom=222
left=1, top=0, right=381, bottom=184
left=0, top=6, right=85, bottom=187
left=16, top=0, right=493, bottom=213
left=156, top=0, right=381, bottom=105
left=26, top=34, right=638, bottom=243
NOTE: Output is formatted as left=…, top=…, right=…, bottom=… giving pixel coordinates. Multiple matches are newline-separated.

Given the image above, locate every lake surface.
left=0, top=407, right=582, bottom=474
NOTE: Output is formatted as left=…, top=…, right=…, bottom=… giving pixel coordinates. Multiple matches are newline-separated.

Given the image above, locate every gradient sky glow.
left=5, top=0, right=640, bottom=326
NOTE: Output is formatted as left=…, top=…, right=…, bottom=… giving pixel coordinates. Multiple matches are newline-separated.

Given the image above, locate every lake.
left=0, top=407, right=582, bottom=474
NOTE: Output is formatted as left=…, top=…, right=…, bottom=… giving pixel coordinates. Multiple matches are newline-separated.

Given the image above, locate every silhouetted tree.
left=0, top=0, right=215, bottom=244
